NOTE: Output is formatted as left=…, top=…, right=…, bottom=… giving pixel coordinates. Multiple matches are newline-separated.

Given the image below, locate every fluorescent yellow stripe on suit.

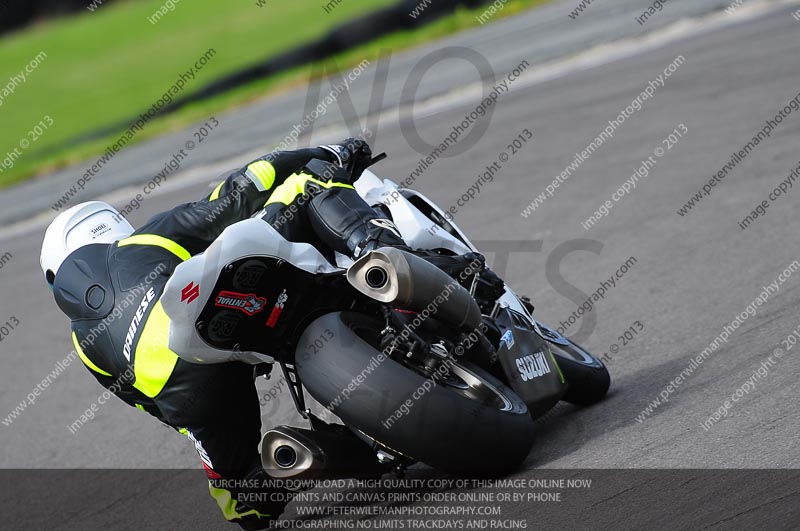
left=72, top=331, right=112, bottom=377
left=131, top=301, right=180, bottom=398
left=210, top=161, right=275, bottom=201
left=116, top=235, right=187, bottom=397
left=117, top=234, right=191, bottom=261
left=265, top=172, right=354, bottom=206
left=209, top=484, right=271, bottom=522
left=245, top=160, right=276, bottom=191
left=209, top=182, right=225, bottom=201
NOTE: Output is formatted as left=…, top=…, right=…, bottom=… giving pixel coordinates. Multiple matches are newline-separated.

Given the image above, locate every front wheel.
left=295, top=312, right=535, bottom=475
left=548, top=339, right=610, bottom=406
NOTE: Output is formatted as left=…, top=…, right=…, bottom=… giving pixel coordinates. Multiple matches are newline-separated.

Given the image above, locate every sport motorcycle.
left=162, top=155, right=610, bottom=479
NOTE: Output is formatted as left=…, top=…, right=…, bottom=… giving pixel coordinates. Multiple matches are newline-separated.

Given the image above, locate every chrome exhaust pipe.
left=261, top=426, right=320, bottom=480
left=261, top=426, right=385, bottom=480
left=346, top=247, right=482, bottom=331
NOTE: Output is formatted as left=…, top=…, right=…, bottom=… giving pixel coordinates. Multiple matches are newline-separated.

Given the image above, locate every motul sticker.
left=214, top=291, right=266, bottom=316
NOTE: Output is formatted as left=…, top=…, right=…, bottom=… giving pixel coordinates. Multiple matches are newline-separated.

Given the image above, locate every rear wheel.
left=296, top=312, right=535, bottom=475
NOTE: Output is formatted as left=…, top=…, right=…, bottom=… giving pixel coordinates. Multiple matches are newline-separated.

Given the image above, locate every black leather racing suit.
left=51, top=148, right=407, bottom=530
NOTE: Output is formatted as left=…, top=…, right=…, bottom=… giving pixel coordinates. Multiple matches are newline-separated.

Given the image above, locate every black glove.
left=478, top=266, right=506, bottom=301
left=319, top=138, right=373, bottom=181
left=264, top=147, right=339, bottom=182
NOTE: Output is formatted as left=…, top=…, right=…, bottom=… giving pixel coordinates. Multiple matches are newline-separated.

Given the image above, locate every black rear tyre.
left=296, top=312, right=535, bottom=475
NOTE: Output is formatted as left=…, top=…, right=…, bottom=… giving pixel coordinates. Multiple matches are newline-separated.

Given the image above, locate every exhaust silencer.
left=261, top=425, right=384, bottom=480
left=347, top=247, right=481, bottom=331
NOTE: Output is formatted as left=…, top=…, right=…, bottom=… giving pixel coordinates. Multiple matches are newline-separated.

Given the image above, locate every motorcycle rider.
left=41, top=138, right=488, bottom=529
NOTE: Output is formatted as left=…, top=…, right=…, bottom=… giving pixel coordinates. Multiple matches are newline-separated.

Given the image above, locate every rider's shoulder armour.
left=53, top=243, right=115, bottom=321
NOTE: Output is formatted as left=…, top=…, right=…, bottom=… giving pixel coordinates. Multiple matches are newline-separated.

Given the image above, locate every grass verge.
left=0, top=0, right=551, bottom=187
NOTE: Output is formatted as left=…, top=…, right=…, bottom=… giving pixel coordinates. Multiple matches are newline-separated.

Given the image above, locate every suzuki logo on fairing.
left=181, top=282, right=200, bottom=304
left=516, top=351, right=551, bottom=381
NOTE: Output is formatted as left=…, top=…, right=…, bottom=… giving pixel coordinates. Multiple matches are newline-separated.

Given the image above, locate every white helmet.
left=40, top=201, right=134, bottom=286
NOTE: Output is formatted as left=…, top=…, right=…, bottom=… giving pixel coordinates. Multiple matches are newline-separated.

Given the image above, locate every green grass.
left=0, top=0, right=551, bottom=187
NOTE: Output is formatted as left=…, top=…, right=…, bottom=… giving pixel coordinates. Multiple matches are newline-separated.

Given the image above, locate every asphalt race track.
left=1, top=0, right=800, bottom=529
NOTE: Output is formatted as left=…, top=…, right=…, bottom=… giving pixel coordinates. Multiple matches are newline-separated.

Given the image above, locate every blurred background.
left=3, top=0, right=800, bottom=528
left=0, top=0, right=546, bottom=189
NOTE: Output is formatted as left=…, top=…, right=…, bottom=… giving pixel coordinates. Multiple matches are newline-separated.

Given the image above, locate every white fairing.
left=354, top=170, right=541, bottom=334
left=353, top=170, right=476, bottom=258
left=163, top=169, right=539, bottom=365
left=162, top=219, right=340, bottom=364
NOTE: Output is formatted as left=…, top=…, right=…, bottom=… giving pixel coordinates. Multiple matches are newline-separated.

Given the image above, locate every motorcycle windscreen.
left=494, top=309, right=566, bottom=418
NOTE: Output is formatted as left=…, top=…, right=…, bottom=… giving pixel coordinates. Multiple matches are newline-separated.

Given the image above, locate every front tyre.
left=296, top=312, right=534, bottom=475
left=548, top=339, right=610, bottom=405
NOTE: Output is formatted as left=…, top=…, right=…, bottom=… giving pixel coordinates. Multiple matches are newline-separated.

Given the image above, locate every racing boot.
left=307, top=186, right=482, bottom=275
